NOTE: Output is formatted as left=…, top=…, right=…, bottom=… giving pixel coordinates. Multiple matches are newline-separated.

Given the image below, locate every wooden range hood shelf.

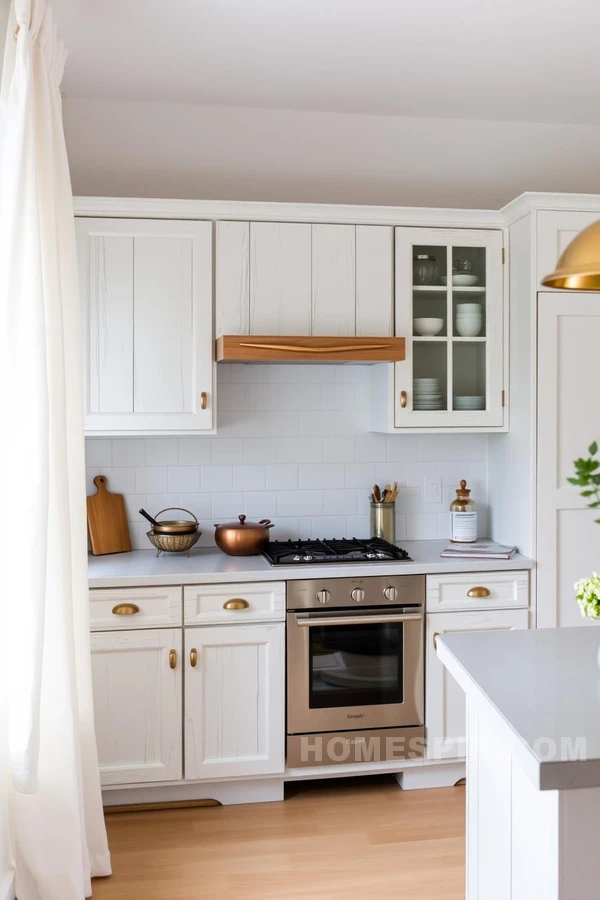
left=216, top=335, right=405, bottom=363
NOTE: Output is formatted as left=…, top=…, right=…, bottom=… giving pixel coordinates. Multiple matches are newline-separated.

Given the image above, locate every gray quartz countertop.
left=88, top=539, right=533, bottom=588
left=438, top=626, right=600, bottom=791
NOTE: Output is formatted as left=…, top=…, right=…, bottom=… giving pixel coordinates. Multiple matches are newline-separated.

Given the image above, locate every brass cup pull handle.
left=433, top=632, right=440, bottom=650
left=467, top=586, right=491, bottom=599
left=200, top=391, right=208, bottom=410
left=223, top=598, right=250, bottom=611
left=400, top=390, right=408, bottom=409
left=190, top=648, right=198, bottom=667
left=112, top=603, right=140, bottom=616
left=169, top=649, right=177, bottom=669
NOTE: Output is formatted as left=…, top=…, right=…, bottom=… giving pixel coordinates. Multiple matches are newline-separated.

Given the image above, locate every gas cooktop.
left=262, top=537, right=411, bottom=566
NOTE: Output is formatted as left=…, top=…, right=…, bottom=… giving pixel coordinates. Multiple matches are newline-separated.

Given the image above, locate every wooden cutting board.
left=87, top=475, right=132, bottom=555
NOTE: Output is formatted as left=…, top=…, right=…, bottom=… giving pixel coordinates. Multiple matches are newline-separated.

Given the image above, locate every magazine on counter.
left=440, top=540, right=517, bottom=560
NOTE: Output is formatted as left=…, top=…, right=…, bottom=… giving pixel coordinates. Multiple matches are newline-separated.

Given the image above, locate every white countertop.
left=88, top=539, right=533, bottom=588
left=438, top=626, right=600, bottom=791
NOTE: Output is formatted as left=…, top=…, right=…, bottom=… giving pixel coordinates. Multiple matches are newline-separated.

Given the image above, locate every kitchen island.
left=438, top=626, right=600, bottom=900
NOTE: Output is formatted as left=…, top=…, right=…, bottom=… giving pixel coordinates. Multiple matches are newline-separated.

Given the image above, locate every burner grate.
left=262, top=537, right=411, bottom=566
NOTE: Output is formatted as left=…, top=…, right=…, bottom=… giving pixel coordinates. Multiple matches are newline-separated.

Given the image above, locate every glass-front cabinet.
left=393, top=227, right=504, bottom=430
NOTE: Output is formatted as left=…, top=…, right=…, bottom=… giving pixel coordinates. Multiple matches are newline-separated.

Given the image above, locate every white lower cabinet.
left=91, top=628, right=183, bottom=786
left=426, top=608, right=529, bottom=760
left=184, top=623, right=285, bottom=780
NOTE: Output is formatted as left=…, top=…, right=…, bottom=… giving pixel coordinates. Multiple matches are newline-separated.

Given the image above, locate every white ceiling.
left=53, top=0, right=600, bottom=126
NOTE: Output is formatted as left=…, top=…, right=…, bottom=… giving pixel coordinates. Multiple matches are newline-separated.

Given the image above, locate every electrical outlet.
left=424, top=475, right=442, bottom=504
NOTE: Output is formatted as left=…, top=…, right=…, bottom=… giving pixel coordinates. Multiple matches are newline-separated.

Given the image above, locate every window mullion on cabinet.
left=446, top=242, right=453, bottom=414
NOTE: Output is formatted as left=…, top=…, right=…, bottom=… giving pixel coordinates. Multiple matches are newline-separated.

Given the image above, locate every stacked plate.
left=454, top=395, right=485, bottom=410
left=414, top=377, right=444, bottom=410
left=456, top=302, right=482, bottom=337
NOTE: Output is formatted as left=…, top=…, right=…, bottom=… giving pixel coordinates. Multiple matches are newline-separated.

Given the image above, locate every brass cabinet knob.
left=169, top=649, right=177, bottom=669
left=400, top=390, right=408, bottom=409
left=223, top=598, right=250, bottom=610
left=433, top=632, right=440, bottom=650
left=190, top=648, right=198, bottom=668
left=466, top=586, right=491, bottom=599
left=200, top=391, right=208, bottom=410
left=112, top=603, right=140, bottom=616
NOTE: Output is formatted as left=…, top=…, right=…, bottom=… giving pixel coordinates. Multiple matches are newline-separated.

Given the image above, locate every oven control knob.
left=351, top=588, right=366, bottom=603
left=316, top=589, right=331, bottom=605
left=384, top=586, right=398, bottom=602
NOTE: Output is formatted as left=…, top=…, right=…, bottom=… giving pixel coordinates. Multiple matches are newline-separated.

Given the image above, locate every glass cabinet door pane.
left=413, top=245, right=447, bottom=338
left=413, top=342, right=448, bottom=411
left=453, top=342, right=486, bottom=411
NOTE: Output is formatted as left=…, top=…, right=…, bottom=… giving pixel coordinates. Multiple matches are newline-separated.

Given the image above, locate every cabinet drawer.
left=90, top=586, right=182, bottom=630
left=184, top=581, right=285, bottom=625
left=426, top=571, right=529, bottom=612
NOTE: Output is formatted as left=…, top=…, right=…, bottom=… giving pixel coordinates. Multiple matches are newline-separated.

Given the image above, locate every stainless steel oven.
left=286, top=575, right=425, bottom=767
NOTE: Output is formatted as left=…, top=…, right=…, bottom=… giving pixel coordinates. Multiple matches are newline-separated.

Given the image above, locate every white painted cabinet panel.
left=184, top=623, right=285, bottom=780
left=216, top=221, right=393, bottom=338
left=91, top=628, right=182, bottom=785
left=216, top=221, right=250, bottom=337
left=311, top=225, right=356, bottom=336
left=77, top=217, right=214, bottom=434
left=426, top=608, right=528, bottom=759
left=356, top=225, right=393, bottom=336
left=249, top=223, right=312, bottom=334
left=537, top=293, right=600, bottom=627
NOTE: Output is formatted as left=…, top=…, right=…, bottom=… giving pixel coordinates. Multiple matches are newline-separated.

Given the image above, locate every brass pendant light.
left=541, top=220, right=600, bottom=290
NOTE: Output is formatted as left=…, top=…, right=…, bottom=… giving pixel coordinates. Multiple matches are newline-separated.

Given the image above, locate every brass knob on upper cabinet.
left=190, top=648, right=198, bottom=667
left=466, top=586, right=491, bottom=599
left=200, top=391, right=208, bottom=410
left=169, top=649, right=177, bottom=669
left=400, top=391, right=408, bottom=409
left=433, top=632, right=440, bottom=650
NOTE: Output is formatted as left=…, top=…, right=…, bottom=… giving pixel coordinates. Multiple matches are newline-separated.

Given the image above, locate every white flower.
left=575, top=573, right=600, bottom=619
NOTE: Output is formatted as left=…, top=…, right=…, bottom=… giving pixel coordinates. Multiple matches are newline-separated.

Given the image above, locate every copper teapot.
left=214, top=514, right=274, bottom=556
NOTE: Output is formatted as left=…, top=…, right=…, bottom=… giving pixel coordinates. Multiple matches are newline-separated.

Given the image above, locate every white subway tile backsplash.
left=324, top=436, right=355, bottom=463
left=234, top=465, right=266, bottom=491
left=210, top=438, right=244, bottom=465
left=266, top=464, right=298, bottom=491
left=85, top=366, right=489, bottom=542
left=178, top=438, right=212, bottom=466
left=244, top=438, right=278, bottom=465
left=277, top=437, right=323, bottom=464
left=146, top=438, right=179, bottom=466
left=277, top=490, right=324, bottom=517
left=355, top=435, right=387, bottom=462
left=135, top=467, right=168, bottom=494
left=167, top=466, right=200, bottom=493
left=149, top=494, right=182, bottom=516
left=324, top=489, right=358, bottom=516
left=85, top=438, right=112, bottom=467
left=111, top=439, right=146, bottom=467
left=298, top=463, right=345, bottom=490
left=201, top=466, right=233, bottom=493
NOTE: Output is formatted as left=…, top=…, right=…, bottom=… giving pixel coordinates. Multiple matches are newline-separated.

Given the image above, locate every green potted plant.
left=570, top=442, right=600, bottom=621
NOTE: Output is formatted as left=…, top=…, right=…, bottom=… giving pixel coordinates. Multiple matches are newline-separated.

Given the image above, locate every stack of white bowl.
left=455, top=303, right=482, bottom=337
left=413, top=378, right=444, bottom=410
left=454, top=395, right=485, bottom=410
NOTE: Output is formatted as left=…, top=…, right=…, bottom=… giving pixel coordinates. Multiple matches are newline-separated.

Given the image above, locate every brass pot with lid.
left=214, top=514, right=274, bottom=556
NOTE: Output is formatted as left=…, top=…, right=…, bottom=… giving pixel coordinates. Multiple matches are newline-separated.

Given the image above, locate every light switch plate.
left=424, top=475, right=442, bottom=504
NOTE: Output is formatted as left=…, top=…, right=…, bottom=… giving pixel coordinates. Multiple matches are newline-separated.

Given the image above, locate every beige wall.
left=64, top=96, right=600, bottom=208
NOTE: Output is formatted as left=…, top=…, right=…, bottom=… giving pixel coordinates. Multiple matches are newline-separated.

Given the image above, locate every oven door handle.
left=295, top=613, right=422, bottom=627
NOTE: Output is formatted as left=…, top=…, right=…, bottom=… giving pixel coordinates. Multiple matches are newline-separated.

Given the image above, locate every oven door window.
left=309, top=621, right=403, bottom=709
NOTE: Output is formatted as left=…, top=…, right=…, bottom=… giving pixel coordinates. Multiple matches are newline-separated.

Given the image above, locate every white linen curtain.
left=0, top=1, right=111, bottom=897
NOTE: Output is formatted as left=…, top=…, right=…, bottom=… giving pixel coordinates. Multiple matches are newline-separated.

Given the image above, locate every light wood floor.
left=92, top=776, right=465, bottom=900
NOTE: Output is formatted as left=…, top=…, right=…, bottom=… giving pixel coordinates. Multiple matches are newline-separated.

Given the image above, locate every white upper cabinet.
left=216, top=221, right=393, bottom=337
left=370, top=227, right=505, bottom=432
left=77, top=218, right=214, bottom=435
